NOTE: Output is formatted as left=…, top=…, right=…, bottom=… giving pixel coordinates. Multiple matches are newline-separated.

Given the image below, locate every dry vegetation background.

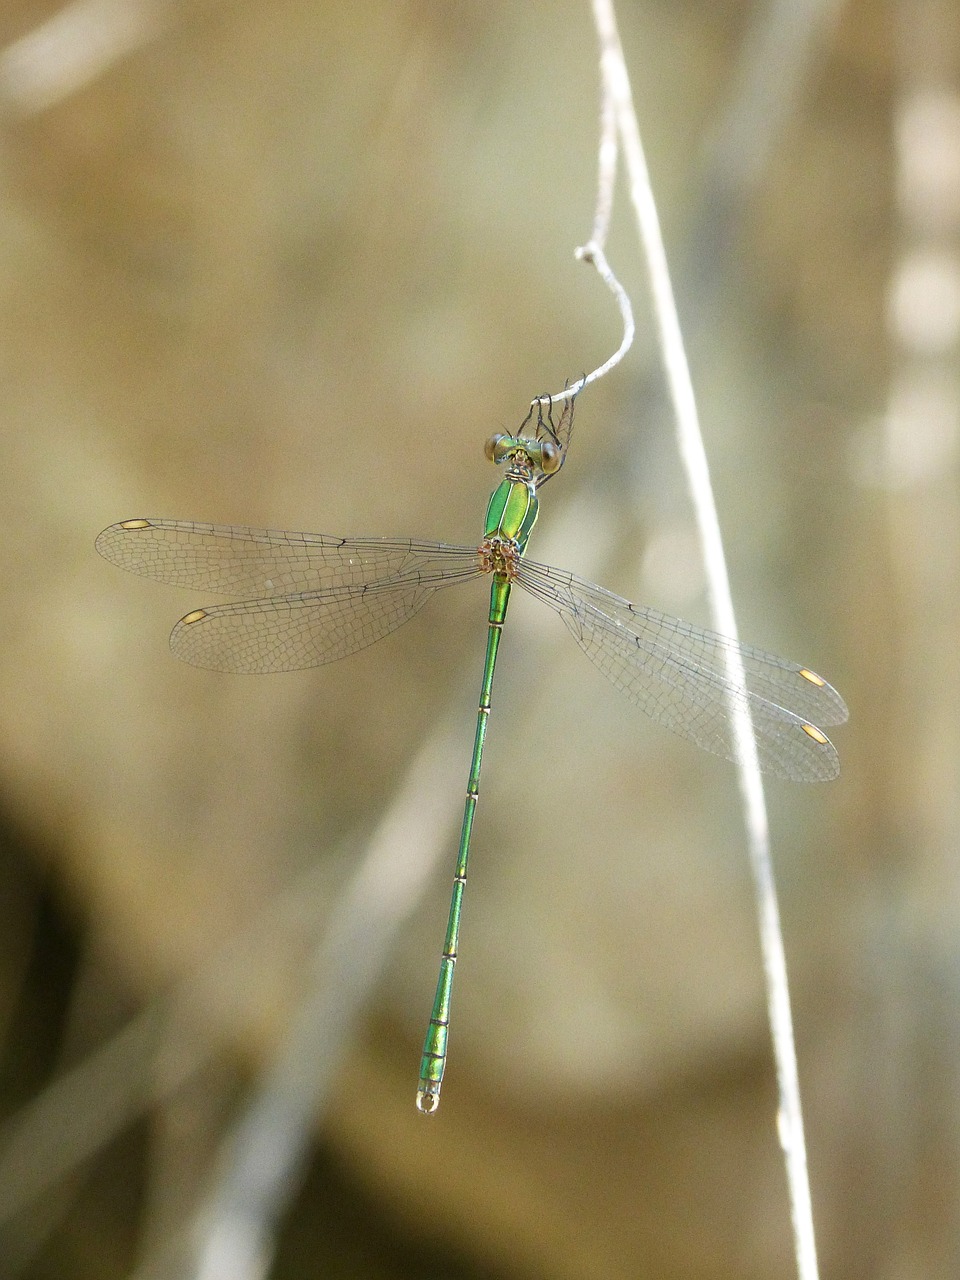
left=0, top=0, right=956, bottom=1277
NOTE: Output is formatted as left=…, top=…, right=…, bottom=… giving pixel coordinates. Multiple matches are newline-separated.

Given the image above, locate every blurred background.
left=0, top=0, right=955, bottom=1276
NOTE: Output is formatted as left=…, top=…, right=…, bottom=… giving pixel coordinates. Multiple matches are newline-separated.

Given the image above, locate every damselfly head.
left=484, top=433, right=559, bottom=478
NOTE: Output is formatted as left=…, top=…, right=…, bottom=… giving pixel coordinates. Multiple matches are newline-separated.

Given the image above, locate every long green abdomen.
left=416, top=474, right=539, bottom=1114
left=416, top=575, right=511, bottom=1113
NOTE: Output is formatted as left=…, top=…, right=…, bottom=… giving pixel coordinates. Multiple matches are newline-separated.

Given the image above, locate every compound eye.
left=485, top=434, right=507, bottom=462
left=540, top=441, right=561, bottom=474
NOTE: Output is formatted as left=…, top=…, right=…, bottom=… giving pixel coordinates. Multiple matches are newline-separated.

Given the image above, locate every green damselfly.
left=96, top=398, right=847, bottom=1113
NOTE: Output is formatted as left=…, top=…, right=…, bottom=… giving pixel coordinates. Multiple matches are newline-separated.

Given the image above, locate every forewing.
left=96, top=519, right=478, bottom=596
left=516, top=558, right=846, bottom=782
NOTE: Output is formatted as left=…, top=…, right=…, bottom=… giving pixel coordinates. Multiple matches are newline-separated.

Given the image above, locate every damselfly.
left=96, top=398, right=847, bottom=1113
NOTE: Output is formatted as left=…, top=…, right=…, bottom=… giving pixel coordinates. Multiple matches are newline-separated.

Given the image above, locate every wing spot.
left=801, top=722, right=829, bottom=744
left=120, top=519, right=151, bottom=530
left=182, top=609, right=207, bottom=625
left=799, top=668, right=826, bottom=687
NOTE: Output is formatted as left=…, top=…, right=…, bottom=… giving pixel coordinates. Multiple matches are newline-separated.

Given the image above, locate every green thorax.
left=483, top=475, right=538, bottom=553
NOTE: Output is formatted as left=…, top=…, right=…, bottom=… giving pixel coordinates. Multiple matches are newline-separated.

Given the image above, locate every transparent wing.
left=516, top=558, right=848, bottom=782
left=96, top=519, right=483, bottom=673
left=95, top=519, right=479, bottom=595
left=170, top=575, right=474, bottom=673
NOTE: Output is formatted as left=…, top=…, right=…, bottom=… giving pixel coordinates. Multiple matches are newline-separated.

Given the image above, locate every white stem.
left=537, top=65, right=634, bottom=408
left=587, top=3, right=820, bottom=1278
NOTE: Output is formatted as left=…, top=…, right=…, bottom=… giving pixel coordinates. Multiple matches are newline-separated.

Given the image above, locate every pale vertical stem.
left=539, top=45, right=634, bottom=408
left=591, top=87, right=619, bottom=246
left=586, top=3, right=819, bottom=1279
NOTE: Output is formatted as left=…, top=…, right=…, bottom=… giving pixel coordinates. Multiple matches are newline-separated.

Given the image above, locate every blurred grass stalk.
left=185, top=721, right=467, bottom=1280
left=0, top=0, right=169, bottom=114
